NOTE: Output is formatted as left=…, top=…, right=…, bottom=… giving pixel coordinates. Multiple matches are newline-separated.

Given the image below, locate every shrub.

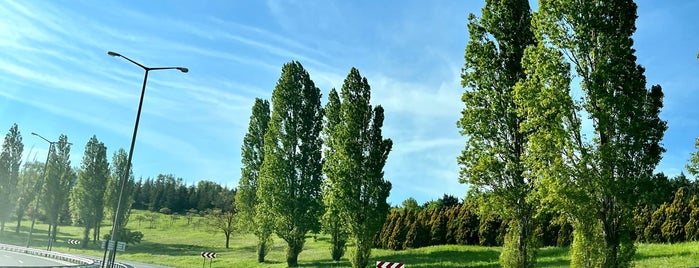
left=661, top=188, right=688, bottom=243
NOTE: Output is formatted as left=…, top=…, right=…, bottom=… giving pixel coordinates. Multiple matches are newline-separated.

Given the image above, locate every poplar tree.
left=105, top=148, right=135, bottom=240
left=321, top=89, right=348, bottom=261
left=15, top=161, right=41, bottom=233
left=323, top=68, right=392, bottom=268
left=72, top=135, right=109, bottom=247
left=257, top=61, right=324, bottom=267
left=0, top=123, right=23, bottom=234
left=234, top=98, right=272, bottom=262
left=42, top=134, right=76, bottom=247
left=457, top=0, right=537, bottom=266
left=518, top=1, right=667, bottom=266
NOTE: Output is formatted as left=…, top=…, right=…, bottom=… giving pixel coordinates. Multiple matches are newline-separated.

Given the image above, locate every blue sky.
left=0, top=0, right=697, bottom=206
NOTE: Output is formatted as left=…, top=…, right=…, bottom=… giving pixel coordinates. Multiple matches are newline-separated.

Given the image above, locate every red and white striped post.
left=376, top=261, right=405, bottom=268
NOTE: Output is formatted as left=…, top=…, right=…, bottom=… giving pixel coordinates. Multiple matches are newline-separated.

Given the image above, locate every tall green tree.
left=321, top=89, right=349, bottom=261
left=105, top=148, right=135, bottom=239
left=71, top=135, right=109, bottom=247
left=15, top=161, right=41, bottom=233
left=42, top=134, right=76, bottom=247
left=0, top=123, right=23, bottom=235
left=519, top=1, right=667, bottom=267
left=457, top=0, right=537, bottom=266
left=234, top=98, right=271, bottom=262
left=257, top=61, right=324, bottom=267
left=323, top=68, right=393, bottom=268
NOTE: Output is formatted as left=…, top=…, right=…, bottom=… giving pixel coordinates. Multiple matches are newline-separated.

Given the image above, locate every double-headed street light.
left=26, top=132, right=71, bottom=251
left=103, top=51, right=187, bottom=268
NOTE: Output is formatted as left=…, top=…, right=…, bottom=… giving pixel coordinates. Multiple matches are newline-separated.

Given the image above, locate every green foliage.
left=106, top=148, right=135, bottom=231
left=570, top=223, right=603, bottom=268
left=687, top=139, right=699, bottom=178
left=42, top=134, right=75, bottom=243
left=320, top=89, right=348, bottom=261
left=15, top=161, right=41, bottom=233
left=206, top=209, right=237, bottom=248
left=257, top=61, right=324, bottom=267
left=662, top=188, right=689, bottom=243
left=458, top=0, right=538, bottom=266
left=0, top=123, right=23, bottom=233
left=71, top=135, right=109, bottom=247
left=103, top=227, right=143, bottom=244
left=634, top=206, right=652, bottom=242
left=645, top=204, right=666, bottom=243
left=322, top=68, right=392, bottom=268
left=401, top=197, right=420, bottom=212
left=387, top=211, right=406, bottom=250
left=430, top=210, right=447, bottom=246
left=235, top=98, right=272, bottom=261
left=500, top=225, right=537, bottom=268
left=685, top=195, right=699, bottom=241
left=478, top=214, right=502, bottom=247
left=520, top=0, right=667, bottom=266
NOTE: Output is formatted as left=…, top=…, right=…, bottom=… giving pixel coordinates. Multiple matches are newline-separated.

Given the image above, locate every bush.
left=645, top=203, right=666, bottom=243
left=103, top=228, right=144, bottom=244
left=684, top=195, right=699, bottom=241
left=661, top=188, right=688, bottom=243
left=159, top=207, right=172, bottom=215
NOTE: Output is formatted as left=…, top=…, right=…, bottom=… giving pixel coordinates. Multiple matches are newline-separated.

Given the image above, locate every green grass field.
left=1, top=210, right=698, bottom=267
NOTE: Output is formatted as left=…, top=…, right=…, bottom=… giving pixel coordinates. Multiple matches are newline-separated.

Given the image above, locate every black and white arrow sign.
left=67, top=239, right=80, bottom=245
left=201, top=252, right=217, bottom=258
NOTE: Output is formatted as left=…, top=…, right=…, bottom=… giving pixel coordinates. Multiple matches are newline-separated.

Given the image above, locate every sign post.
left=201, top=252, right=216, bottom=268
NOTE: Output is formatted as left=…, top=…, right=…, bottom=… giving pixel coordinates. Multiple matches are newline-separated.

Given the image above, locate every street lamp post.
left=103, top=51, right=187, bottom=268
left=25, top=132, right=55, bottom=249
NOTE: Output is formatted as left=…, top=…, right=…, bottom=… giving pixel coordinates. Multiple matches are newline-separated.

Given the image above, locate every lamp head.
left=31, top=132, right=38, bottom=136
left=107, top=51, right=121, bottom=57
left=177, top=67, right=189, bottom=73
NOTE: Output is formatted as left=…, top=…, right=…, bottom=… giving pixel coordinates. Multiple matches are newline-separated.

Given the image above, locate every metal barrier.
left=0, top=242, right=104, bottom=268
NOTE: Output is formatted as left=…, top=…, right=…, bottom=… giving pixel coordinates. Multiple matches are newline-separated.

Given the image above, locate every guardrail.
left=0, top=243, right=104, bottom=268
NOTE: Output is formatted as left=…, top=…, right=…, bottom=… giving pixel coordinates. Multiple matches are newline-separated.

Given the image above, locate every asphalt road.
left=0, top=250, right=74, bottom=267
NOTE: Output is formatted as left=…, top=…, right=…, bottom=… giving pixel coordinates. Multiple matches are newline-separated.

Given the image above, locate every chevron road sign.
left=201, top=252, right=217, bottom=258
left=201, top=252, right=217, bottom=268
left=376, top=261, right=405, bottom=268
left=66, top=239, right=80, bottom=245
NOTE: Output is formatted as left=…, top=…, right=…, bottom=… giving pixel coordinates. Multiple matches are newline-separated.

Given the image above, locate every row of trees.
left=458, top=0, right=667, bottom=267
left=0, top=125, right=133, bottom=248
left=131, top=175, right=235, bottom=214
left=374, top=177, right=699, bottom=252
left=235, top=62, right=393, bottom=268
left=0, top=123, right=236, bottom=248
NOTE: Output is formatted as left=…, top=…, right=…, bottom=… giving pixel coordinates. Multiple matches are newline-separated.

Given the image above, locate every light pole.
left=103, top=51, right=187, bottom=268
left=25, top=132, right=54, bottom=249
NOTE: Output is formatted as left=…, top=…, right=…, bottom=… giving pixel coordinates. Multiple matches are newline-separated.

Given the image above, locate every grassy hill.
left=1, top=209, right=698, bottom=267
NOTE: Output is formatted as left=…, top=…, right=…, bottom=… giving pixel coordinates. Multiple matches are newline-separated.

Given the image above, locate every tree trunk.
left=82, top=227, right=90, bottom=248
left=286, top=239, right=304, bottom=267
left=15, top=211, right=24, bottom=234
left=257, top=240, right=268, bottom=263
left=225, top=232, right=230, bottom=249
